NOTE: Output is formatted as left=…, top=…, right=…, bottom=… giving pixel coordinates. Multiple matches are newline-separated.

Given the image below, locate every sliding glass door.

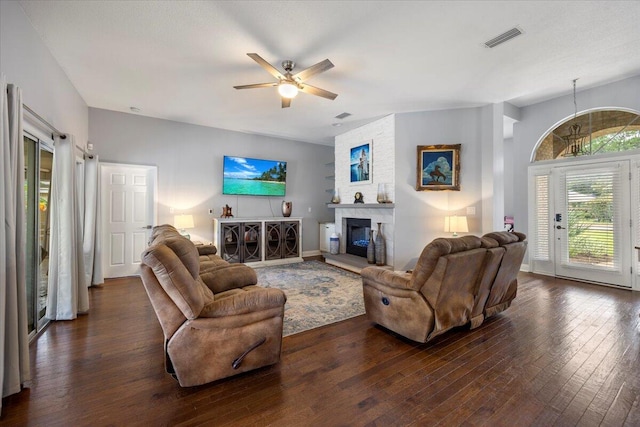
left=24, top=132, right=54, bottom=336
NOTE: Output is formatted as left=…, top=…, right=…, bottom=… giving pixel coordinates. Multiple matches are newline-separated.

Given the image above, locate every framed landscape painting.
left=350, top=141, right=372, bottom=184
left=416, top=144, right=460, bottom=191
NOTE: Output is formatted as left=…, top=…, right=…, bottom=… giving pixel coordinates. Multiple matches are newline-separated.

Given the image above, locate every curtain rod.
left=22, top=104, right=67, bottom=139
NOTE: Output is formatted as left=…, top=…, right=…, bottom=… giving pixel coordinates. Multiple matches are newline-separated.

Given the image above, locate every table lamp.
left=444, top=215, right=468, bottom=237
left=174, top=214, right=194, bottom=239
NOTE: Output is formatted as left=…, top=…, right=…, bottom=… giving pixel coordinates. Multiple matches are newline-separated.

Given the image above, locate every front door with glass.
left=553, top=160, right=632, bottom=288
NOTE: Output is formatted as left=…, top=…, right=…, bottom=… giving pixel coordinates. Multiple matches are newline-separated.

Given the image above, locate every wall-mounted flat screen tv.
left=222, top=156, right=287, bottom=196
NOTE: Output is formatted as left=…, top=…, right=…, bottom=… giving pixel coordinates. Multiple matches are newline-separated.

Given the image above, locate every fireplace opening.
left=345, top=218, right=371, bottom=257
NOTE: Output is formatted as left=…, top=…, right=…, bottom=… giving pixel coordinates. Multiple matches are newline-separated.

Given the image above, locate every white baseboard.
left=303, top=250, right=322, bottom=257
left=249, top=257, right=304, bottom=268
left=520, top=263, right=531, bottom=272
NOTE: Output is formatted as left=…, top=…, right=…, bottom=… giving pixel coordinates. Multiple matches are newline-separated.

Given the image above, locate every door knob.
left=141, top=225, right=152, bottom=229
left=556, top=225, right=566, bottom=230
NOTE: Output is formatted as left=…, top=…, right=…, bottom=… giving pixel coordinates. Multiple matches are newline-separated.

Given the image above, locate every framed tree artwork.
left=416, top=144, right=460, bottom=191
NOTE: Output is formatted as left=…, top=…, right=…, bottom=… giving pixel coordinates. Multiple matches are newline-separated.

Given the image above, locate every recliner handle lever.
left=232, top=337, right=267, bottom=369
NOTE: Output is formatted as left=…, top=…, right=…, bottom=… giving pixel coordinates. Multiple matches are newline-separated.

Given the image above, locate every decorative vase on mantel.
left=376, top=183, right=387, bottom=203
left=375, top=222, right=386, bottom=266
left=331, top=188, right=340, bottom=204
left=367, top=229, right=376, bottom=264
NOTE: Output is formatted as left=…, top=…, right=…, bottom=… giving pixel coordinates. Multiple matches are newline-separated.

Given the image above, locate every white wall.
left=0, top=1, right=88, bottom=148
left=394, top=108, right=485, bottom=270
left=89, top=108, right=335, bottom=252
left=512, top=75, right=640, bottom=266
left=503, top=137, right=515, bottom=220
left=334, top=114, right=396, bottom=204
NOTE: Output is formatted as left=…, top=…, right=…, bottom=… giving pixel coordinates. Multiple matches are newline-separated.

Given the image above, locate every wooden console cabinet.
left=213, top=217, right=303, bottom=266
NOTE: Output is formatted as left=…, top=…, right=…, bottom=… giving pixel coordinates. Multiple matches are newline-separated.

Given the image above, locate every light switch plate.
left=466, top=206, right=476, bottom=216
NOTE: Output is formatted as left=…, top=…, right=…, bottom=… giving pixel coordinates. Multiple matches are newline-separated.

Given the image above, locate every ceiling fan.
left=234, top=53, right=338, bottom=108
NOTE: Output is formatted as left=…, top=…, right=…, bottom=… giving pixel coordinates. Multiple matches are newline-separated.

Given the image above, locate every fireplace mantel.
left=328, top=203, right=394, bottom=209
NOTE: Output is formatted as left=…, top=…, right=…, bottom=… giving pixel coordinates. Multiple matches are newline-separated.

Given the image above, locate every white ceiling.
left=18, top=1, right=640, bottom=145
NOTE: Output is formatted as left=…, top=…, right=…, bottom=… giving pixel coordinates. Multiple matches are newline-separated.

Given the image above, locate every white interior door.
left=100, top=163, right=157, bottom=278
left=553, top=160, right=632, bottom=288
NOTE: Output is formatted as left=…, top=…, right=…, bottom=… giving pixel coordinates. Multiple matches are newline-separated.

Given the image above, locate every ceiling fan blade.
left=292, top=59, right=334, bottom=82
left=233, top=82, right=278, bottom=90
left=281, top=97, right=292, bottom=108
left=299, top=84, right=338, bottom=100
left=247, top=53, right=284, bottom=80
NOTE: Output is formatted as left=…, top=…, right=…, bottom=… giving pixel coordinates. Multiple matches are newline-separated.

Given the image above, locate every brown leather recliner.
left=140, top=235, right=286, bottom=387
left=470, top=231, right=527, bottom=327
left=149, top=224, right=228, bottom=270
left=361, top=232, right=526, bottom=343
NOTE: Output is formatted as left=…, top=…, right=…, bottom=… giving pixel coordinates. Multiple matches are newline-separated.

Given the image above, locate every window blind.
left=559, top=164, right=622, bottom=271
left=534, top=174, right=550, bottom=260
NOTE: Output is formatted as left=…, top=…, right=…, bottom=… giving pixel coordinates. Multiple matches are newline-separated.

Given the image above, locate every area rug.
left=254, top=260, right=365, bottom=336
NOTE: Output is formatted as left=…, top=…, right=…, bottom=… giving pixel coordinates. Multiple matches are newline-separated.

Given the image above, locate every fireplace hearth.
left=345, top=218, right=371, bottom=257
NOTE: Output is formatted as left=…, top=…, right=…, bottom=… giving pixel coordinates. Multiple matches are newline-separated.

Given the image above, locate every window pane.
left=562, top=168, right=620, bottom=270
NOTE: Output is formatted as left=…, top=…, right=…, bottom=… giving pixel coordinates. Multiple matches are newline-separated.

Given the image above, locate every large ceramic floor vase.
left=375, top=222, right=385, bottom=266
left=367, top=229, right=376, bottom=264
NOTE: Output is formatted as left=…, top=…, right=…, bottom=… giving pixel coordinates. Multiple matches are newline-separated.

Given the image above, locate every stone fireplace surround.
left=332, top=204, right=395, bottom=267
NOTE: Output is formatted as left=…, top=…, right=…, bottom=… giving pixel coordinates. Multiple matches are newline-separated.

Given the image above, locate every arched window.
left=534, top=110, right=640, bottom=161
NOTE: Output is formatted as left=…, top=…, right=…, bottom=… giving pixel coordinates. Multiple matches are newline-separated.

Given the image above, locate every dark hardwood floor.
left=2, top=270, right=639, bottom=426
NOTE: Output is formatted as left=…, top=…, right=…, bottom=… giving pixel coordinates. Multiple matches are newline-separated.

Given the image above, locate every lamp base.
left=178, top=229, right=191, bottom=240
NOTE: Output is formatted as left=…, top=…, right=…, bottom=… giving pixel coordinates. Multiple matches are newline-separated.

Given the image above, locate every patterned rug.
left=254, top=260, right=365, bottom=336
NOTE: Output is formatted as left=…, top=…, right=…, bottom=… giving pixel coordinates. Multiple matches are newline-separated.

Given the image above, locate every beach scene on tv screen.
left=223, top=156, right=287, bottom=196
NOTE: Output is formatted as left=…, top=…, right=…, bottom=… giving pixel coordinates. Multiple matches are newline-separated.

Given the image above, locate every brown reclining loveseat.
left=140, top=225, right=287, bottom=386
left=361, top=231, right=526, bottom=343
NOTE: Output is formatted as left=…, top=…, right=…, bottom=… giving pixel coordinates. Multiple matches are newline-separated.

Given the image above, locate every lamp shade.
left=444, top=215, right=468, bottom=236
left=174, top=214, right=194, bottom=230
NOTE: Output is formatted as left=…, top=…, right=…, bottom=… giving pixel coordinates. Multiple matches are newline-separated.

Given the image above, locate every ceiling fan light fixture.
left=278, top=82, right=298, bottom=98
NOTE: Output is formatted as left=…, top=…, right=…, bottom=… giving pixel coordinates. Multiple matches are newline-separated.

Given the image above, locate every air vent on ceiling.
left=484, top=26, right=523, bottom=48
left=335, top=112, right=352, bottom=120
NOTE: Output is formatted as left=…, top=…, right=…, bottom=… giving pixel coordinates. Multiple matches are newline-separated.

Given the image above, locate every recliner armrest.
left=200, top=288, right=286, bottom=317
left=361, top=267, right=414, bottom=290
left=200, top=264, right=258, bottom=293
left=196, top=244, right=218, bottom=256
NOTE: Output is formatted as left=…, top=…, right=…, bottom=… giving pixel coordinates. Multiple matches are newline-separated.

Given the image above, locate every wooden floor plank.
left=1, top=271, right=639, bottom=426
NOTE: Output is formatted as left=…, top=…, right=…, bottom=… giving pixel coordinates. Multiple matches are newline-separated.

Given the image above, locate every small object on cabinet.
left=354, top=191, right=364, bottom=204
left=504, top=215, right=514, bottom=232
left=221, top=204, right=234, bottom=218
left=282, top=201, right=292, bottom=217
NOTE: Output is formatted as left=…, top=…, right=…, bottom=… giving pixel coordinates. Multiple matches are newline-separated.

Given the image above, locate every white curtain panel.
left=46, top=135, right=89, bottom=320
left=0, top=75, right=31, bottom=411
left=83, top=155, right=104, bottom=286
